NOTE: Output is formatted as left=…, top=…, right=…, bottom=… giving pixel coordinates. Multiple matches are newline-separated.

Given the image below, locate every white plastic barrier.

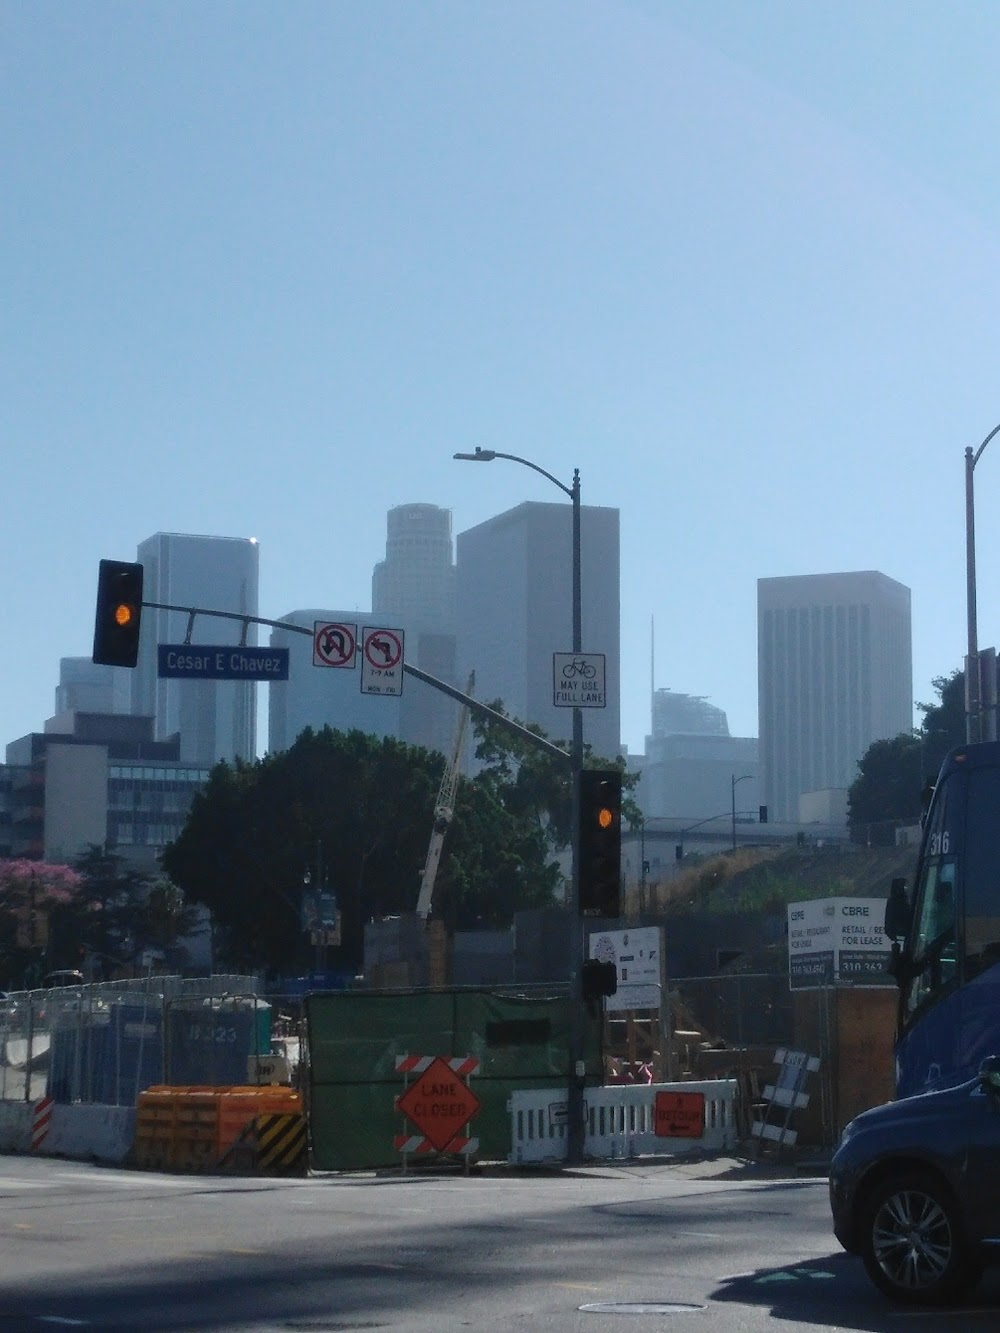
left=508, top=1079, right=738, bottom=1164
left=0, top=1102, right=32, bottom=1153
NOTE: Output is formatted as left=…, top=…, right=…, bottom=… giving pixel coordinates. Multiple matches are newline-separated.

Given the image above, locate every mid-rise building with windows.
left=4, top=713, right=208, bottom=868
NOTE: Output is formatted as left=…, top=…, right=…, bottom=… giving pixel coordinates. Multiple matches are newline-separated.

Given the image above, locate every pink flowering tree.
left=0, top=858, right=84, bottom=987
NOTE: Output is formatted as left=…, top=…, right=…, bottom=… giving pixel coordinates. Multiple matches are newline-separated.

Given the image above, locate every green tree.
left=61, top=847, right=197, bottom=976
left=847, top=669, right=967, bottom=844
left=0, top=859, right=82, bottom=988
left=163, top=725, right=564, bottom=974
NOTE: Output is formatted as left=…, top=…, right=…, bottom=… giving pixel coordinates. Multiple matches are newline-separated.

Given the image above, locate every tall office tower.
left=372, top=503, right=458, bottom=757
left=758, top=571, right=913, bottom=822
left=456, top=501, right=621, bottom=761
left=372, top=504, right=455, bottom=630
left=55, top=658, right=131, bottom=717
left=268, top=610, right=402, bottom=754
left=132, top=533, right=259, bottom=766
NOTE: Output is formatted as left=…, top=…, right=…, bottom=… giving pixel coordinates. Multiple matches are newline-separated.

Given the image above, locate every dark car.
left=830, top=1056, right=1000, bottom=1305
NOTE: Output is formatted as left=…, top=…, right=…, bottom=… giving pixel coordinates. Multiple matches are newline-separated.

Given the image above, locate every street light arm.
left=453, top=447, right=574, bottom=499
left=972, top=422, right=1000, bottom=470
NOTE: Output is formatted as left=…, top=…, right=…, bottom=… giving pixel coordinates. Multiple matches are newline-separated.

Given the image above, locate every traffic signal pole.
left=567, top=468, right=587, bottom=1165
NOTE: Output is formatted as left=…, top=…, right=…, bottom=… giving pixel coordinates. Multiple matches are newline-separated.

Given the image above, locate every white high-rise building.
left=757, top=571, right=912, bottom=822
left=268, top=610, right=402, bottom=754
left=372, top=503, right=459, bottom=757
left=456, top=501, right=621, bottom=761
left=372, top=503, right=455, bottom=631
left=132, top=533, right=259, bottom=767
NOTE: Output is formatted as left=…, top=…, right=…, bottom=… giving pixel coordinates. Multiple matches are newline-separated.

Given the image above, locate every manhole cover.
left=580, top=1303, right=707, bottom=1315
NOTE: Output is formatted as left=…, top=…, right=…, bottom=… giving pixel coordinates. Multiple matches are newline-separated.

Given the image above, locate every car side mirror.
left=978, top=1055, right=1000, bottom=1094
left=884, top=878, right=911, bottom=943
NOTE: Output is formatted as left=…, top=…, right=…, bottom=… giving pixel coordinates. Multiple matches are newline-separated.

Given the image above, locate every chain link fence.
left=672, top=972, right=793, bottom=1051
left=0, top=975, right=266, bottom=1105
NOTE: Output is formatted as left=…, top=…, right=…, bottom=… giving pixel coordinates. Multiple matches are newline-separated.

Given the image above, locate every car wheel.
left=859, top=1169, right=982, bottom=1305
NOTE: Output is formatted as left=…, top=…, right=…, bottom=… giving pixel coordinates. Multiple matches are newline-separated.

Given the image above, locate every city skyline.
left=5, top=5, right=998, bottom=762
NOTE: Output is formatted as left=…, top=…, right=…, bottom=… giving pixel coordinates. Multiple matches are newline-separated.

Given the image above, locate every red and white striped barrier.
left=394, top=1054, right=479, bottom=1077
left=393, top=1134, right=479, bottom=1155
left=31, top=1097, right=53, bottom=1151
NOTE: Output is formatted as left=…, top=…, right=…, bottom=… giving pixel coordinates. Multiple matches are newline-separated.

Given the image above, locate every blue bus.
left=886, top=740, right=1000, bottom=1098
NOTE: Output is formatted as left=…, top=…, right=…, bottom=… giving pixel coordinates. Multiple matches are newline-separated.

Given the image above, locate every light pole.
left=966, top=424, right=1000, bottom=743
left=731, top=774, right=753, bottom=851
left=454, top=445, right=587, bottom=1163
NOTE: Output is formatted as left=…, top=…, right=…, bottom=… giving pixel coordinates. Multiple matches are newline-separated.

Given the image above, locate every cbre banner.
left=158, top=644, right=289, bottom=681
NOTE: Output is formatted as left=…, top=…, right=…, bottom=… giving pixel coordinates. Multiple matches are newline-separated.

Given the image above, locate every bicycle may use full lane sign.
left=553, top=653, right=606, bottom=708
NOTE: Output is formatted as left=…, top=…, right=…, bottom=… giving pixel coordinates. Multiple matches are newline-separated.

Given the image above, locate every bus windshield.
left=896, top=744, right=1000, bottom=1096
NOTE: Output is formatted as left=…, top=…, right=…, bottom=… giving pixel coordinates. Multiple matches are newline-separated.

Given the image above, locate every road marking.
left=37, top=1319, right=91, bottom=1327
left=554, top=1283, right=605, bottom=1292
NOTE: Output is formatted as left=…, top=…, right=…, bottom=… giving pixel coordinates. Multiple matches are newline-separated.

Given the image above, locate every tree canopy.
left=163, top=715, right=635, bottom=976
left=847, top=669, right=966, bottom=843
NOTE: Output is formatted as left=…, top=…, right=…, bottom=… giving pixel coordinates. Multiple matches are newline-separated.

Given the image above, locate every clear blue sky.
left=5, top=1, right=1000, bottom=759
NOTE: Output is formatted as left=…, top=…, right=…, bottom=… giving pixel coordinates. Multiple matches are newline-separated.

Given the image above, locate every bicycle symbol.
left=562, top=657, right=597, bottom=680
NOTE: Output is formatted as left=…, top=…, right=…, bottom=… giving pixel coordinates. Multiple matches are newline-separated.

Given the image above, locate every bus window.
left=903, top=775, right=959, bottom=1023
left=962, top=766, right=1000, bottom=981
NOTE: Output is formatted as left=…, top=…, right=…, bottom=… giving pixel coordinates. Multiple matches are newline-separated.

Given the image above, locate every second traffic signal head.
left=578, top=767, right=622, bottom=917
left=93, top=560, right=144, bottom=667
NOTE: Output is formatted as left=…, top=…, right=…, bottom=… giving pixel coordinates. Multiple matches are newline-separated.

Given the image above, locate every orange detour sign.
left=654, top=1089, right=705, bottom=1139
left=396, top=1055, right=482, bottom=1153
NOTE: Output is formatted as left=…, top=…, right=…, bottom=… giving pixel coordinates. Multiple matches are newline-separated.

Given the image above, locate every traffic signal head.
left=582, top=957, right=618, bottom=1001
left=578, top=768, right=622, bottom=917
left=93, top=560, right=144, bottom=667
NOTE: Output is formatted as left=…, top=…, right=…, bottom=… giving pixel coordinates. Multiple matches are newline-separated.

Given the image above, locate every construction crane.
left=416, top=672, right=474, bottom=921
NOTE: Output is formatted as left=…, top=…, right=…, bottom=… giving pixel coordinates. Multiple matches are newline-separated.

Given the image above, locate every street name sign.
left=360, top=627, right=404, bottom=696
left=313, top=622, right=357, bottom=668
left=396, top=1054, right=481, bottom=1152
left=553, top=653, right=606, bottom=708
left=157, top=645, right=289, bottom=681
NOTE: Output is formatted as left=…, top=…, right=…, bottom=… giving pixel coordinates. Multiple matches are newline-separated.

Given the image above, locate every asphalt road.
left=2, top=1154, right=1000, bottom=1331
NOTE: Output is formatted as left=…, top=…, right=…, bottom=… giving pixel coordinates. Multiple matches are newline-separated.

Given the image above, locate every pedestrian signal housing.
left=93, top=560, right=144, bottom=667
left=582, top=957, right=618, bottom=1001
left=578, top=768, right=622, bottom=917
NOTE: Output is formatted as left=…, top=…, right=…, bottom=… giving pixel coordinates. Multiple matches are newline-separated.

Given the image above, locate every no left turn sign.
left=361, top=627, right=404, bottom=696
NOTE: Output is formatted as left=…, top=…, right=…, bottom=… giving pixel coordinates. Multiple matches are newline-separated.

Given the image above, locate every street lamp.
left=731, top=774, right=753, bottom=852
left=454, top=445, right=587, bottom=1163
left=966, top=424, right=1000, bottom=743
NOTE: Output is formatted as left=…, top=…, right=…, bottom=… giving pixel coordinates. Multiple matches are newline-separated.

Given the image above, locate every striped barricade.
left=31, top=1097, right=53, bottom=1152
left=131, top=1085, right=306, bottom=1175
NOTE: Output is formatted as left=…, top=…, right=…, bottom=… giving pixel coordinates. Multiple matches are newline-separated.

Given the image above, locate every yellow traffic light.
left=597, top=806, right=614, bottom=830
left=93, top=560, right=144, bottom=667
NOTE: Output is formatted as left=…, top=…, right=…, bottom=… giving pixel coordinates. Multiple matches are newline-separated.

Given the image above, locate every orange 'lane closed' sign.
left=654, top=1089, right=705, bottom=1139
left=397, top=1056, right=482, bottom=1152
